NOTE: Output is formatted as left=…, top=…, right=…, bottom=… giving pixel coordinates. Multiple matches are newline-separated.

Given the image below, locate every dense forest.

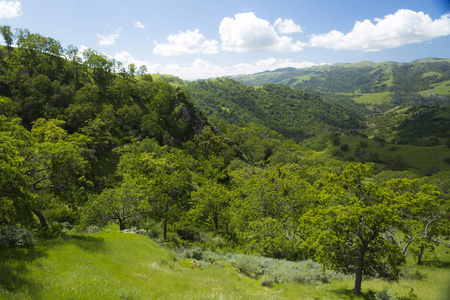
left=1, top=26, right=450, bottom=298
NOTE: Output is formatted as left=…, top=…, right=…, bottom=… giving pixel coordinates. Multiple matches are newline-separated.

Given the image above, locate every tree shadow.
left=331, top=287, right=376, bottom=300
left=0, top=234, right=105, bottom=298
left=43, top=233, right=106, bottom=253
left=420, top=260, right=450, bottom=268
left=0, top=247, right=46, bottom=298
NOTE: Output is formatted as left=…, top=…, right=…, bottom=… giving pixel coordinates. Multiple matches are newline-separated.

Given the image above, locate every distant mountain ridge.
left=230, top=58, right=450, bottom=96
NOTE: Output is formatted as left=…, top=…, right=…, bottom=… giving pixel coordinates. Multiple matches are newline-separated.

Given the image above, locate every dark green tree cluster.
left=187, top=78, right=363, bottom=142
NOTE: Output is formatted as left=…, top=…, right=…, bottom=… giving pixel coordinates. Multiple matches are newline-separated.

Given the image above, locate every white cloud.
left=114, top=51, right=148, bottom=67
left=153, top=29, right=219, bottom=55
left=0, top=0, right=22, bottom=18
left=309, top=9, right=450, bottom=51
left=274, top=18, right=302, bottom=34
left=111, top=50, right=317, bottom=80
left=134, top=21, right=145, bottom=29
left=219, top=12, right=305, bottom=52
left=97, top=28, right=121, bottom=46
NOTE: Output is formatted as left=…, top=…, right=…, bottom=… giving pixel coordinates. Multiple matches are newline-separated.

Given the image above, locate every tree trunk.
left=213, top=213, right=219, bottom=231
left=163, top=218, right=167, bottom=241
left=163, top=202, right=169, bottom=241
left=118, top=218, right=125, bottom=231
left=33, top=208, right=48, bottom=229
left=354, top=244, right=367, bottom=295
left=417, top=245, right=424, bottom=265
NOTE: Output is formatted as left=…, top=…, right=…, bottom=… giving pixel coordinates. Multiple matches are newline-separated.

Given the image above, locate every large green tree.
left=300, top=163, right=401, bottom=294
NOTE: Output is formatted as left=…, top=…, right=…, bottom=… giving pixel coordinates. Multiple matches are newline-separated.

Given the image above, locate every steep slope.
left=186, top=78, right=364, bottom=142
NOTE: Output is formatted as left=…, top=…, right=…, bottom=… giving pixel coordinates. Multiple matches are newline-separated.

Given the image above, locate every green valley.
left=1, top=26, right=449, bottom=299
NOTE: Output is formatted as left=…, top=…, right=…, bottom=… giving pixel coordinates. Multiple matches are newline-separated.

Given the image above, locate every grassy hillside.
left=325, top=136, right=450, bottom=175
left=231, top=59, right=450, bottom=105
left=1, top=225, right=449, bottom=300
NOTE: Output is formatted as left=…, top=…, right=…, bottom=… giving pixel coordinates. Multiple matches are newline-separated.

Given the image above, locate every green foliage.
left=340, top=144, right=349, bottom=151
left=231, top=59, right=450, bottom=97
left=85, top=225, right=102, bottom=234
left=187, top=78, right=363, bottom=142
left=0, top=225, right=36, bottom=248
left=300, top=163, right=406, bottom=294
left=82, top=179, right=148, bottom=230
left=223, top=253, right=341, bottom=284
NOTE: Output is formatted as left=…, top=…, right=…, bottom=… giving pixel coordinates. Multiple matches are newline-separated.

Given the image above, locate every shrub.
left=260, top=274, right=275, bottom=287
left=165, top=232, right=182, bottom=248
left=425, top=166, right=440, bottom=176
left=331, top=149, right=343, bottom=157
left=38, top=222, right=65, bottom=239
left=383, top=155, right=409, bottom=171
left=62, top=222, right=72, bottom=229
left=375, top=289, right=398, bottom=300
left=181, top=246, right=205, bottom=260
left=136, top=229, right=147, bottom=235
left=175, top=225, right=200, bottom=242
left=340, top=144, right=349, bottom=151
left=0, top=226, right=36, bottom=248
left=86, top=225, right=101, bottom=234
left=442, top=156, right=450, bottom=165
left=223, top=254, right=342, bottom=284
left=359, top=141, right=368, bottom=148
left=330, top=134, right=340, bottom=146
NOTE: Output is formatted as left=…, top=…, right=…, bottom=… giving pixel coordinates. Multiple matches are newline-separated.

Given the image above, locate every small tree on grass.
left=82, top=179, right=149, bottom=230
left=300, top=163, right=404, bottom=295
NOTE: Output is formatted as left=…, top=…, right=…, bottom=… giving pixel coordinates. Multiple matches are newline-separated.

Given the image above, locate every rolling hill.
left=230, top=58, right=450, bottom=104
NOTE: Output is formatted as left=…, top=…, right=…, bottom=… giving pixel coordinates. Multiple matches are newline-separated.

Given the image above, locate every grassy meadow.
left=1, top=225, right=449, bottom=300
left=326, top=136, right=450, bottom=175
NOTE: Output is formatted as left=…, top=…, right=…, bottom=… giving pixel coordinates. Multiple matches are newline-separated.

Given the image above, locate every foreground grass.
left=1, top=226, right=449, bottom=299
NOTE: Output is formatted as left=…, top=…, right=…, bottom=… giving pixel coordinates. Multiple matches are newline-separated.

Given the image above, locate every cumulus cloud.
left=310, top=9, right=450, bottom=51
left=114, top=51, right=148, bottom=67
left=0, top=0, right=22, bottom=18
left=153, top=29, right=219, bottom=56
left=274, top=18, right=302, bottom=34
left=219, top=12, right=305, bottom=52
left=134, top=21, right=145, bottom=29
left=111, top=50, right=317, bottom=80
left=98, top=28, right=121, bottom=46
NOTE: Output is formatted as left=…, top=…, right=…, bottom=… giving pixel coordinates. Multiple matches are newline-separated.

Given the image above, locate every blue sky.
left=1, top=0, right=449, bottom=79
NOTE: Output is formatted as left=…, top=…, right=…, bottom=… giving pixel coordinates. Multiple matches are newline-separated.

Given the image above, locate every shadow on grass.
left=331, top=288, right=376, bottom=300
left=43, top=234, right=106, bottom=253
left=420, top=260, right=450, bottom=268
left=0, top=247, right=46, bottom=298
left=0, top=234, right=105, bottom=298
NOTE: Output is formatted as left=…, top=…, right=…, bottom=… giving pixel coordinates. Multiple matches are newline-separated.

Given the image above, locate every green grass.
left=1, top=225, right=449, bottom=299
left=419, top=80, right=450, bottom=95
left=327, top=136, right=450, bottom=175
left=353, top=92, right=393, bottom=104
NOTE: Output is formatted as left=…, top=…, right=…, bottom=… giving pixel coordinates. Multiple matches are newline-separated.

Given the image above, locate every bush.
left=165, top=232, right=182, bottom=248
left=442, top=156, right=450, bottom=165
left=375, top=289, right=398, bottom=300
left=38, top=222, right=65, bottom=239
left=0, top=226, right=36, bottom=248
left=136, top=229, right=147, bottom=235
left=224, top=254, right=342, bottom=284
left=86, top=225, right=101, bottom=234
left=175, top=225, right=200, bottom=242
left=340, top=144, right=349, bottom=151
left=359, top=141, right=368, bottom=148
left=331, top=149, right=343, bottom=157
